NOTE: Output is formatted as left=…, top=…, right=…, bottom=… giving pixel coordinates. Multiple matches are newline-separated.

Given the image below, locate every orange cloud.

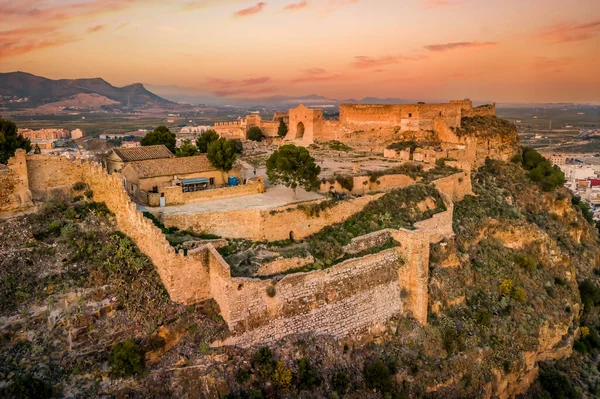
left=532, top=56, right=578, bottom=73
left=538, top=19, right=600, bottom=43
left=291, top=68, right=345, bottom=83
left=87, top=24, right=105, bottom=33
left=209, top=76, right=271, bottom=88
left=283, top=1, right=308, bottom=11
left=352, top=55, right=402, bottom=69
left=351, top=54, right=426, bottom=69
left=233, top=2, right=267, bottom=17
left=424, top=41, right=497, bottom=52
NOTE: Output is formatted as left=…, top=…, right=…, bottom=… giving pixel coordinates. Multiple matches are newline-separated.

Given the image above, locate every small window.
left=209, top=177, right=215, bottom=185
left=408, top=113, right=412, bottom=118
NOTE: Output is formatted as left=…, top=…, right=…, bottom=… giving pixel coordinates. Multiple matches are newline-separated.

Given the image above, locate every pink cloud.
left=424, top=41, right=497, bottom=52
left=0, top=0, right=137, bottom=24
left=421, top=0, right=463, bottom=9
left=87, top=24, right=105, bottom=33
left=538, top=19, right=600, bottom=43
left=0, top=27, right=79, bottom=59
left=233, top=2, right=267, bottom=17
left=283, top=1, right=308, bottom=11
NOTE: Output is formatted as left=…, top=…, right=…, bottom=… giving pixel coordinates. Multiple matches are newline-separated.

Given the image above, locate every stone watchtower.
left=287, top=105, right=323, bottom=143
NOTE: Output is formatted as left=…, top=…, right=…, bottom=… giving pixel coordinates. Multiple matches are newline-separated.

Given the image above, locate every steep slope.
left=0, top=71, right=177, bottom=110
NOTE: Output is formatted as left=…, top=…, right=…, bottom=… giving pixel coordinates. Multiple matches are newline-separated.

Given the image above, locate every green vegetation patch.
left=454, top=115, right=518, bottom=138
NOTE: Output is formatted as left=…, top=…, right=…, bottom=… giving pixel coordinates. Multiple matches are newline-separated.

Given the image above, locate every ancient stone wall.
left=343, top=229, right=394, bottom=255
left=217, top=248, right=407, bottom=346
left=26, top=154, right=86, bottom=200
left=161, top=194, right=383, bottom=242
left=0, top=150, right=33, bottom=215
left=432, top=171, right=473, bottom=202
left=213, top=122, right=246, bottom=140
left=83, top=163, right=211, bottom=304
left=146, top=178, right=265, bottom=207
left=256, top=256, right=315, bottom=277
left=259, top=121, right=279, bottom=137
left=211, top=201, right=455, bottom=346
left=339, top=103, right=463, bottom=132
left=319, top=173, right=416, bottom=195
left=4, top=152, right=463, bottom=347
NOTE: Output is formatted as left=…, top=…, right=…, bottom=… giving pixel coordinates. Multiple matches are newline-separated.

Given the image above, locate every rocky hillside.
left=1, top=151, right=599, bottom=398
left=0, top=72, right=178, bottom=111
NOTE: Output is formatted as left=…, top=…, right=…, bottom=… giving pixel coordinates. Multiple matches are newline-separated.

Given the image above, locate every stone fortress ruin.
left=214, top=99, right=496, bottom=144
left=0, top=99, right=518, bottom=348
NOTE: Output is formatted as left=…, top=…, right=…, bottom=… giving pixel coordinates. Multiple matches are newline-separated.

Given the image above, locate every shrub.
left=253, top=347, right=275, bottom=381
left=581, top=326, right=590, bottom=337
left=60, top=222, right=79, bottom=240
left=539, top=369, right=579, bottom=399
left=499, top=279, right=513, bottom=295
left=109, top=339, right=145, bottom=377
left=332, top=371, right=351, bottom=395
left=328, top=140, right=352, bottom=152
left=510, top=286, right=527, bottom=303
left=296, top=358, right=322, bottom=391
left=364, top=359, right=395, bottom=393
left=266, top=285, right=276, bottom=297
left=572, top=195, right=594, bottom=224
left=335, top=174, right=354, bottom=192
left=2, top=375, right=53, bottom=399
left=72, top=181, right=87, bottom=191
left=247, top=126, right=264, bottom=142
left=84, top=189, right=93, bottom=199
left=516, top=253, right=536, bottom=271
left=272, top=361, right=293, bottom=390
left=579, top=279, right=600, bottom=315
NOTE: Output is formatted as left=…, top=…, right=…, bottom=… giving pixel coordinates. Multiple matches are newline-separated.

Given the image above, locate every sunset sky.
left=1, top=0, right=599, bottom=103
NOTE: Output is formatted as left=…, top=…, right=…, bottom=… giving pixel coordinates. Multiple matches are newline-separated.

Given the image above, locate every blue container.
left=228, top=176, right=239, bottom=186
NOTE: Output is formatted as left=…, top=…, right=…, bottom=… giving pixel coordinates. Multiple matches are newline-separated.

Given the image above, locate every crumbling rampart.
left=2, top=151, right=463, bottom=347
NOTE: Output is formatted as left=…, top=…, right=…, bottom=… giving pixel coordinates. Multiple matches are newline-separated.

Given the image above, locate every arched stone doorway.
left=296, top=122, right=305, bottom=139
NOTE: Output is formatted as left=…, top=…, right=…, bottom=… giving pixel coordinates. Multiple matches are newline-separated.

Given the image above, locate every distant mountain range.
left=144, top=83, right=419, bottom=108
left=0, top=72, right=179, bottom=111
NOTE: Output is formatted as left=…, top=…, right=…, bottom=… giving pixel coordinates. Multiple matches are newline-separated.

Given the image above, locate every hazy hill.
left=0, top=72, right=178, bottom=110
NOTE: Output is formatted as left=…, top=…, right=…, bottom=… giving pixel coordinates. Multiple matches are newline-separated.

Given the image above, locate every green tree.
left=33, top=144, right=41, bottom=154
left=196, top=129, right=220, bottom=153
left=277, top=119, right=288, bottom=138
left=0, top=118, right=32, bottom=164
left=207, top=138, right=237, bottom=181
left=247, top=126, right=264, bottom=142
left=266, top=144, right=321, bottom=199
left=176, top=139, right=199, bottom=157
left=140, top=125, right=176, bottom=153
left=519, top=147, right=566, bottom=192
left=229, top=138, right=244, bottom=154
